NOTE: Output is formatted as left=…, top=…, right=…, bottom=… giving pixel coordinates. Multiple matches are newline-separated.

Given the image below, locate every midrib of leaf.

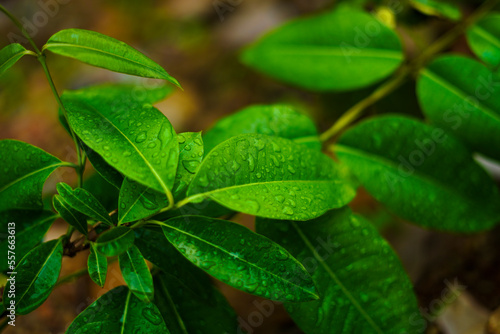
left=67, top=191, right=109, bottom=224
left=16, top=214, right=57, bottom=238
left=157, top=276, right=189, bottom=334
left=119, top=185, right=151, bottom=225
left=120, top=290, right=132, bottom=334
left=291, top=222, right=383, bottom=334
left=292, top=136, right=320, bottom=145
left=470, top=25, right=500, bottom=49
left=162, top=222, right=316, bottom=296
left=258, top=46, right=402, bottom=60
left=55, top=197, right=87, bottom=233
left=124, top=249, right=150, bottom=300
left=0, top=162, right=63, bottom=193
left=91, top=244, right=105, bottom=286
left=99, top=229, right=132, bottom=248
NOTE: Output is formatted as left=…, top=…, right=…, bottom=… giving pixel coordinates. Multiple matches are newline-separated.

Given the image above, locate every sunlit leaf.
left=0, top=43, right=30, bottom=76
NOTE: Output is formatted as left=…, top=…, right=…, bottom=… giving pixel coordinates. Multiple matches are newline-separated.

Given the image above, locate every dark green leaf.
left=186, top=134, right=356, bottom=220
left=0, top=44, right=30, bottom=76
left=88, top=243, right=107, bottom=287
left=173, top=132, right=204, bottom=199
left=83, top=172, right=120, bottom=212
left=335, top=115, right=500, bottom=232
left=44, top=29, right=180, bottom=87
left=256, top=208, right=422, bottom=334
left=53, top=194, right=88, bottom=235
left=241, top=6, right=403, bottom=91
left=203, top=105, right=320, bottom=153
left=119, top=245, right=154, bottom=302
left=85, top=145, right=123, bottom=189
left=161, top=216, right=318, bottom=302
left=467, top=13, right=500, bottom=68
left=3, top=239, right=63, bottom=314
left=0, top=140, right=64, bottom=211
left=95, top=226, right=135, bottom=257
left=409, top=0, right=461, bottom=20
left=65, top=286, right=168, bottom=334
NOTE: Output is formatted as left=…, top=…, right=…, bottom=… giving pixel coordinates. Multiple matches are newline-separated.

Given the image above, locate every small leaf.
left=57, top=182, right=113, bottom=226
left=256, top=208, right=422, bottom=334
left=161, top=216, right=318, bottom=302
left=0, top=43, right=30, bottom=76
left=203, top=105, right=320, bottom=153
left=241, top=6, right=403, bottom=91
left=467, top=13, right=500, bottom=68
left=3, top=239, right=63, bottom=314
left=65, top=286, right=168, bottom=334
left=44, top=29, right=180, bottom=87
left=187, top=134, right=355, bottom=220
left=173, top=132, right=204, bottom=199
left=119, top=245, right=154, bottom=302
left=0, top=140, right=64, bottom=211
left=334, top=115, right=500, bottom=232
left=95, top=226, right=135, bottom=257
left=0, top=210, right=56, bottom=272
left=409, top=0, right=461, bottom=20
left=53, top=195, right=88, bottom=235
left=88, top=243, right=107, bottom=287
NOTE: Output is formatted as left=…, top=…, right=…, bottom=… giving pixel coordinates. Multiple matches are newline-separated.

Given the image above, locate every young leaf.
left=95, top=226, right=135, bottom=257
left=119, top=245, right=154, bottom=302
left=88, top=243, right=108, bottom=287
left=0, top=43, right=30, bottom=76
left=61, top=86, right=179, bottom=196
left=334, top=115, right=500, bottom=232
left=3, top=239, right=63, bottom=315
left=43, top=29, right=180, bottom=87
left=66, top=286, right=168, bottom=334
left=0, top=140, right=64, bottom=211
left=57, top=183, right=113, bottom=226
left=161, top=215, right=318, bottom=302
left=173, top=132, right=204, bottom=198
left=467, top=13, right=500, bottom=68
left=241, top=6, right=403, bottom=91
left=409, top=0, right=461, bottom=20
left=0, top=210, right=56, bottom=272
left=417, top=55, right=500, bottom=161
left=186, top=134, right=356, bottom=220
left=256, top=208, right=422, bottom=334
left=53, top=194, right=88, bottom=235
left=203, top=105, right=320, bottom=153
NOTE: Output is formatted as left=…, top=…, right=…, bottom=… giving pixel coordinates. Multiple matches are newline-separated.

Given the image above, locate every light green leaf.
left=3, top=239, right=63, bottom=314
left=65, top=286, right=169, bottom=334
left=173, top=132, right=204, bottom=199
left=0, top=140, right=64, bottom=211
left=417, top=55, right=500, bottom=161
left=186, top=134, right=356, bottom=220
left=0, top=210, right=56, bottom=272
left=88, top=243, right=107, bottom=287
left=203, top=105, right=320, bottom=153
left=256, top=207, right=422, bottom=334
left=62, top=85, right=179, bottom=197
left=467, top=13, right=500, bottom=68
left=334, top=115, right=500, bottom=232
left=0, top=43, right=30, bottom=76
left=53, top=194, right=88, bottom=235
left=409, top=0, right=461, bottom=20
left=160, top=215, right=318, bottom=302
left=119, top=245, right=154, bottom=302
left=95, top=226, right=135, bottom=257
left=43, top=29, right=180, bottom=87
left=241, top=6, right=403, bottom=91
left=57, top=183, right=112, bottom=226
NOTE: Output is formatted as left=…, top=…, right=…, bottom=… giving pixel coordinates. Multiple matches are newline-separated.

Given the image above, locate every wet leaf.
left=84, top=145, right=123, bottom=189
left=467, top=13, right=500, bottom=68
left=173, top=132, right=204, bottom=199
left=160, top=215, right=318, bottom=302
left=53, top=194, right=88, bottom=235
left=95, top=226, right=135, bottom=257
left=88, top=243, right=108, bottom=287
left=119, top=245, right=154, bottom=302
left=0, top=43, right=30, bottom=76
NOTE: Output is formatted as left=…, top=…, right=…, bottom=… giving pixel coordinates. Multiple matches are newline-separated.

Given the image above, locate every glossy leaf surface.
left=335, top=115, right=500, bottom=232
left=173, top=132, right=204, bottom=198
left=467, top=13, right=500, bottom=67
left=119, top=245, right=154, bottom=302
left=53, top=194, right=88, bottom=235
left=187, top=134, right=356, bottom=220
left=88, top=243, right=108, bottom=287
left=256, top=208, right=422, bottom=334
left=85, top=145, right=123, bottom=189
left=161, top=216, right=318, bottom=302
left=0, top=43, right=29, bottom=76
left=95, top=226, right=135, bottom=256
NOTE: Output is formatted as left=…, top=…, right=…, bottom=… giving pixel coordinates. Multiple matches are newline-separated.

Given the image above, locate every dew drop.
left=135, top=131, right=147, bottom=143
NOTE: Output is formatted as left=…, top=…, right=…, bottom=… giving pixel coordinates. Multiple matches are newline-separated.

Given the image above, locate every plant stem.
left=0, top=5, right=41, bottom=54
left=320, top=0, right=499, bottom=143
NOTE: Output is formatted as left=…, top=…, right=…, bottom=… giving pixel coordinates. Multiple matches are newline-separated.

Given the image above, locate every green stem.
left=0, top=5, right=41, bottom=54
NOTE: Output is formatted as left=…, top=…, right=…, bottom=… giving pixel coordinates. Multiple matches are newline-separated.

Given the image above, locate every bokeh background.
left=1, top=0, right=500, bottom=333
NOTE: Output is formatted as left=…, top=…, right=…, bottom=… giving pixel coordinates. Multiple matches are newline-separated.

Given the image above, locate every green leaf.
left=161, top=215, right=318, bottom=302
left=467, top=13, right=500, bottom=68
left=0, top=140, right=64, bottom=211
left=57, top=183, right=113, bottom=226
left=95, top=226, right=135, bottom=257
left=83, top=172, right=120, bottom=212
left=84, top=145, right=123, bottom=189
left=0, top=210, right=56, bottom=272
left=53, top=194, right=88, bottom=235
left=186, top=134, right=356, bottom=220
left=88, top=243, right=107, bottom=287
left=203, top=105, right=320, bottom=153
left=256, top=207, right=422, bottom=334
left=241, top=6, right=403, bottom=91
left=409, top=0, right=461, bottom=20
left=173, top=132, right=204, bottom=198
left=417, top=55, right=500, bottom=161
left=119, top=245, right=154, bottom=302
left=62, top=86, right=179, bottom=196
left=0, top=44, right=30, bottom=76
left=334, top=115, right=500, bottom=232
left=66, top=286, right=168, bottom=334
left=3, top=239, right=63, bottom=314
left=43, top=29, right=180, bottom=87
